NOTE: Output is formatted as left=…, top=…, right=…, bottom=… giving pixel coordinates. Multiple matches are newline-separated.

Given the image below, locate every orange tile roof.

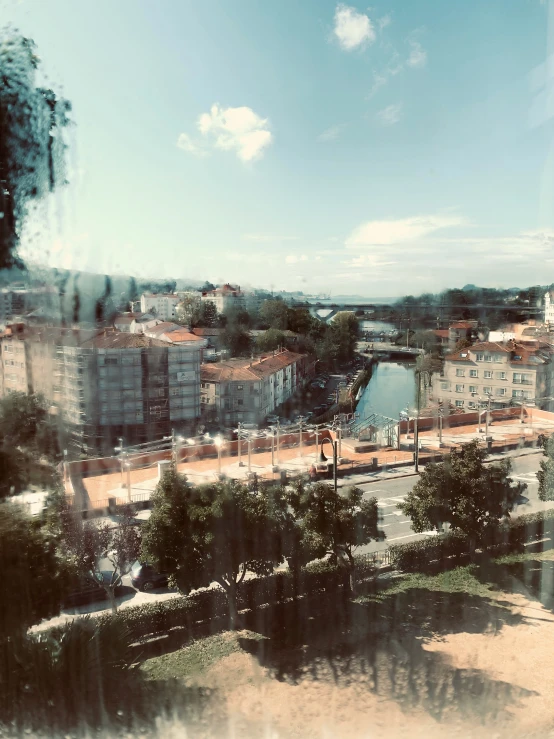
left=201, top=350, right=308, bottom=382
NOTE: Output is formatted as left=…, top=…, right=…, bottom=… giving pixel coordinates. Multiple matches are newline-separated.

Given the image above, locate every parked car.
left=63, top=571, right=122, bottom=608
left=130, top=562, right=169, bottom=592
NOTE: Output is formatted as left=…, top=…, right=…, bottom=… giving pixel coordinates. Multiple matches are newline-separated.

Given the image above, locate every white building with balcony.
left=432, top=339, right=554, bottom=412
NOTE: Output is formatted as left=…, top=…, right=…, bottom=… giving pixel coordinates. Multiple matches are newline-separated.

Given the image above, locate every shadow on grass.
left=238, top=586, right=535, bottom=725
left=476, top=555, right=554, bottom=611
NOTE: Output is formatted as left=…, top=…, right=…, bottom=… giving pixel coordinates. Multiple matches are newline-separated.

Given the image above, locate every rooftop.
left=201, top=349, right=307, bottom=382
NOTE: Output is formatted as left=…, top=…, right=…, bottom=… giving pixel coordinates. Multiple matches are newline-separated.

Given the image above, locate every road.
left=354, top=452, right=549, bottom=555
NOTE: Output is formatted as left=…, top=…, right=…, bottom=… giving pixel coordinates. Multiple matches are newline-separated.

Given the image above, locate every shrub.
left=389, top=530, right=470, bottom=573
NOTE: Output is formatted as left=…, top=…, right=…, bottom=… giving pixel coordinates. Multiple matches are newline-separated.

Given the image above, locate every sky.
left=4, top=0, right=554, bottom=297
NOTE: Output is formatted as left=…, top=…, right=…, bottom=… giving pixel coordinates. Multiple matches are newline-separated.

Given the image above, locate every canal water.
left=357, top=362, right=416, bottom=421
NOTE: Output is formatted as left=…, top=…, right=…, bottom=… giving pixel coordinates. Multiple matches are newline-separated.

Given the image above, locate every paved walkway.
left=72, top=416, right=554, bottom=511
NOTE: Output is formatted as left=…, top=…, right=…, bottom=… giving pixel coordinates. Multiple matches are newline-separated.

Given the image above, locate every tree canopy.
left=0, top=502, right=69, bottom=636
left=142, top=471, right=288, bottom=628
left=399, top=441, right=524, bottom=549
left=537, top=434, right=554, bottom=501
left=287, top=481, right=382, bottom=591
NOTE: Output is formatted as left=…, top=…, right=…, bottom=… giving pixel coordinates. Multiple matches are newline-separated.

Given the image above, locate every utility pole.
left=485, top=394, right=491, bottom=438
left=414, top=373, right=420, bottom=472
left=438, top=407, right=443, bottom=444
left=333, top=440, right=338, bottom=494
left=237, top=422, right=243, bottom=466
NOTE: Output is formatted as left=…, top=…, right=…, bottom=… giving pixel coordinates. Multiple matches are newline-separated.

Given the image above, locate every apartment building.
left=545, top=291, right=554, bottom=327
left=200, top=349, right=315, bottom=426
left=0, top=324, right=31, bottom=395
left=432, top=340, right=554, bottom=412
left=4, top=325, right=207, bottom=454
left=140, top=293, right=181, bottom=320
left=201, top=284, right=245, bottom=314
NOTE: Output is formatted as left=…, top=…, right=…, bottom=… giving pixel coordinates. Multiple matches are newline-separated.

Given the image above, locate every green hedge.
left=95, top=561, right=344, bottom=643
left=389, top=508, right=554, bottom=573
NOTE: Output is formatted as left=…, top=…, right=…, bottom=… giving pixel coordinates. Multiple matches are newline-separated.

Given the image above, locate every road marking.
left=387, top=533, right=420, bottom=542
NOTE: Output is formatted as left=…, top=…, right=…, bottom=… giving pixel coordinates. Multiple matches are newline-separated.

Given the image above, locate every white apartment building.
left=140, top=293, right=181, bottom=320
left=201, top=284, right=245, bottom=314
left=432, top=340, right=554, bottom=412
left=545, top=291, right=554, bottom=326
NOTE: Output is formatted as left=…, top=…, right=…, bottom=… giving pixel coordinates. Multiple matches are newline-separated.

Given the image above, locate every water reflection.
left=357, top=362, right=416, bottom=420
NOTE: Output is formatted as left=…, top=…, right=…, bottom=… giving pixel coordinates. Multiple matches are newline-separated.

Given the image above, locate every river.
left=356, top=362, right=416, bottom=421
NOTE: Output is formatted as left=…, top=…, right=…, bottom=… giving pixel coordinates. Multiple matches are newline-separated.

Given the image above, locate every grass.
left=494, top=548, right=554, bottom=565
left=356, top=565, right=497, bottom=604
left=141, top=630, right=265, bottom=681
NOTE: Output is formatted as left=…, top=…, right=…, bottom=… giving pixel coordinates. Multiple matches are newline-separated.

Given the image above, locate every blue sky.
left=5, top=0, right=554, bottom=296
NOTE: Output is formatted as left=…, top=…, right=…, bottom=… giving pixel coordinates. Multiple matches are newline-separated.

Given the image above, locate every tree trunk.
left=346, top=551, right=356, bottom=596
left=106, top=586, right=118, bottom=614
left=226, top=581, right=240, bottom=631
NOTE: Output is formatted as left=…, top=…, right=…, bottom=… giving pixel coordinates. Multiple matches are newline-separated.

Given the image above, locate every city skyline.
left=5, top=0, right=554, bottom=295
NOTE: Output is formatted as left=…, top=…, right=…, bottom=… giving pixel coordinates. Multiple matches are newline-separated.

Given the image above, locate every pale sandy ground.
left=165, top=591, right=554, bottom=739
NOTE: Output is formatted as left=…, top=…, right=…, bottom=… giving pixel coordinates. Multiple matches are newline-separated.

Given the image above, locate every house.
left=545, top=291, right=554, bottom=327
left=432, top=339, right=554, bottom=412
left=432, top=329, right=450, bottom=348
left=200, top=349, right=315, bottom=426
left=191, top=328, right=225, bottom=352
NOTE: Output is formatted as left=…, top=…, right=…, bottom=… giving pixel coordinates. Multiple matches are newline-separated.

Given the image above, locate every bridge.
left=358, top=341, right=423, bottom=360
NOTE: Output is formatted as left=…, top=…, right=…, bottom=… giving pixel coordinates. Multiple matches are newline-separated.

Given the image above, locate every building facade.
left=201, top=284, right=245, bottom=314
left=545, top=292, right=554, bottom=326
left=432, top=340, right=554, bottom=412
left=140, top=293, right=181, bottom=320
left=200, top=349, right=315, bottom=426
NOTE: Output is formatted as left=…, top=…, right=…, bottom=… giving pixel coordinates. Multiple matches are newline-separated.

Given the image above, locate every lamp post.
left=236, top=422, right=243, bottom=466
left=276, top=421, right=281, bottom=465
left=485, top=393, right=491, bottom=438
left=214, top=434, right=223, bottom=476
left=321, top=437, right=338, bottom=494
left=438, top=406, right=443, bottom=444
left=298, top=416, right=305, bottom=457
left=124, top=461, right=131, bottom=503
left=268, top=427, right=276, bottom=467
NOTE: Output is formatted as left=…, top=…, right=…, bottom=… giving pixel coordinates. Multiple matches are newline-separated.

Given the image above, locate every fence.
left=357, top=549, right=391, bottom=567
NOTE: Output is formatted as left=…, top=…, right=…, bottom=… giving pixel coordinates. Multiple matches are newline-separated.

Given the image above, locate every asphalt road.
left=354, top=452, right=549, bottom=555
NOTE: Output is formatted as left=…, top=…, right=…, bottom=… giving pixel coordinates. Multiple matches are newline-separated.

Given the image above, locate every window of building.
left=512, top=389, right=524, bottom=398
left=456, top=369, right=465, bottom=377
left=440, top=382, right=448, bottom=390
left=483, top=386, right=492, bottom=394
left=485, top=354, right=492, bottom=362
left=496, top=388, right=506, bottom=396
left=455, top=400, right=464, bottom=407
left=484, top=370, right=492, bottom=379
left=476, top=353, right=484, bottom=361
left=470, top=369, right=478, bottom=377
left=498, top=371, right=506, bottom=380
left=237, top=399, right=243, bottom=405
left=469, top=385, right=477, bottom=393
left=237, top=384, right=244, bottom=391
left=105, top=357, right=118, bottom=365
left=468, top=401, right=476, bottom=408
left=456, top=384, right=464, bottom=392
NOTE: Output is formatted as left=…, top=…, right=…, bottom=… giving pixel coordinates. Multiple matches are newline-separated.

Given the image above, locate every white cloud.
left=378, top=14, right=391, bottom=31
left=285, top=255, right=309, bottom=264
left=317, top=124, right=346, bottom=142
left=176, top=133, right=206, bottom=157
left=407, top=41, right=427, bottom=68
left=346, top=214, right=466, bottom=247
left=333, top=4, right=376, bottom=51
left=368, top=52, right=404, bottom=97
left=376, top=103, right=403, bottom=126
left=342, top=254, right=398, bottom=268
left=177, top=104, right=273, bottom=163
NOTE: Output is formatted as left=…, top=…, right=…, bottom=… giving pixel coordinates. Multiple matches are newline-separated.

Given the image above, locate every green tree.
left=255, top=328, right=285, bottom=352
left=221, top=324, right=252, bottom=357
left=0, top=502, right=69, bottom=636
left=259, top=298, right=289, bottom=330
left=537, top=434, right=554, bottom=501
left=142, top=472, right=287, bottom=629
left=399, top=441, right=524, bottom=552
left=288, top=481, right=382, bottom=593
left=328, top=313, right=359, bottom=364
left=286, top=307, right=313, bottom=335
left=0, top=390, right=60, bottom=459
left=0, top=32, right=71, bottom=268
left=46, top=492, right=141, bottom=613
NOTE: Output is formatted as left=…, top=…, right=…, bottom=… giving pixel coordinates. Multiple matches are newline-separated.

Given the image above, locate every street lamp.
left=320, top=437, right=338, bottom=494
left=236, top=422, right=244, bottom=466
left=214, top=434, right=224, bottom=476
left=124, top=461, right=131, bottom=503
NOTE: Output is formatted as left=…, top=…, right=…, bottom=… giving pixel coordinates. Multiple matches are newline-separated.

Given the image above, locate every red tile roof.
left=201, top=350, right=307, bottom=382
left=433, top=330, right=449, bottom=339
left=192, top=328, right=225, bottom=336
left=449, top=321, right=475, bottom=330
